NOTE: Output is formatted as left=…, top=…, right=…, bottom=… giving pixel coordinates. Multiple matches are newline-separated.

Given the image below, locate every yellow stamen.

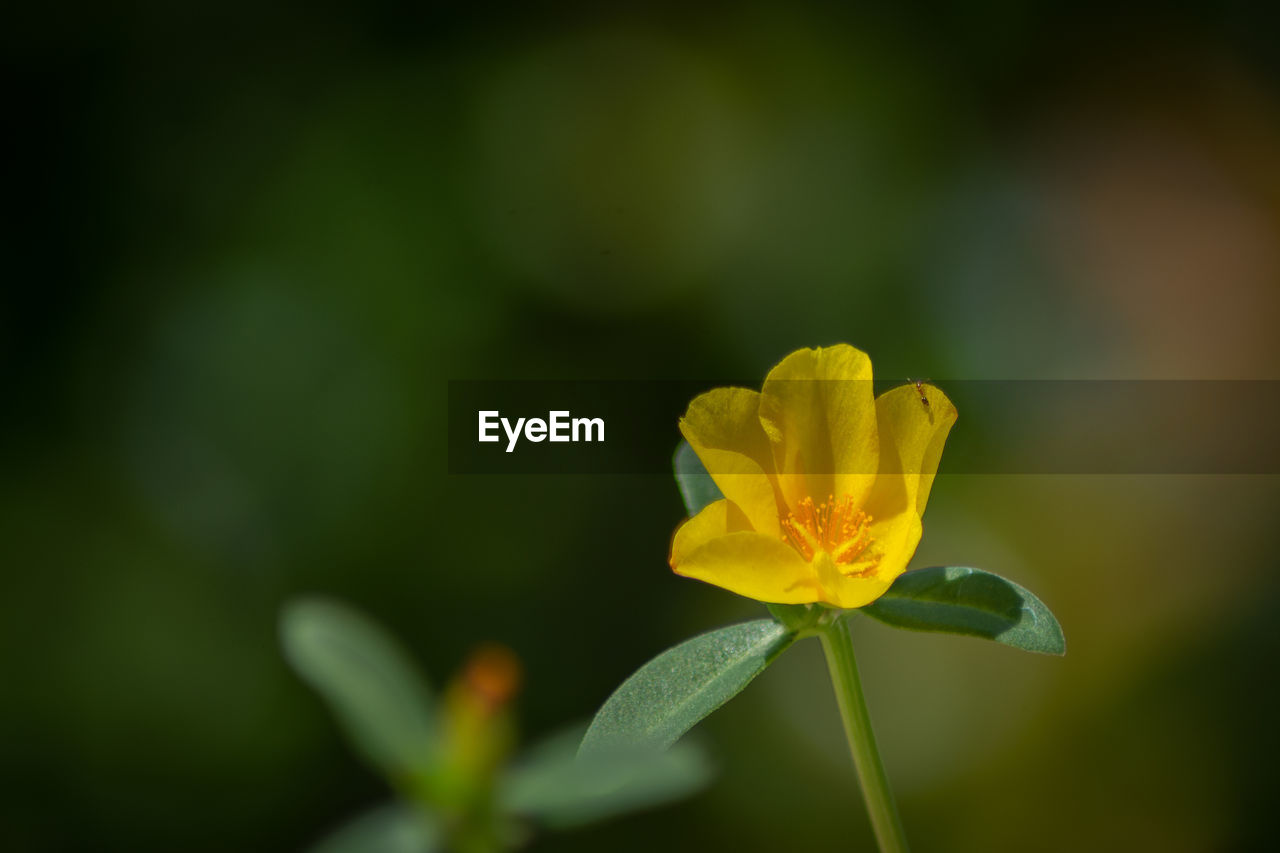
left=781, top=495, right=880, bottom=577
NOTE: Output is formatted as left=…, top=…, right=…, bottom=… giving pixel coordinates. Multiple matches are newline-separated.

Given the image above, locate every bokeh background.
left=6, top=2, right=1280, bottom=851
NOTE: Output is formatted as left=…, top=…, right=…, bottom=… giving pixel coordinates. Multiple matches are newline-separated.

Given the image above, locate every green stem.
left=818, top=616, right=909, bottom=853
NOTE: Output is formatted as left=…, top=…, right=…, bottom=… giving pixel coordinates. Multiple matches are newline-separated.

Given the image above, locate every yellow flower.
left=669, top=345, right=957, bottom=609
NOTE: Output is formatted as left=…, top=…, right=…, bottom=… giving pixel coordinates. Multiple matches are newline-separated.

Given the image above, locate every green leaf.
left=310, top=803, right=441, bottom=853
left=673, top=440, right=722, bottom=516
left=766, top=603, right=822, bottom=633
left=281, top=598, right=437, bottom=777
left=501, top=724, right=712, bottom=828
left=579, top=619, right=795, bottom=755
left=859, top=566, right=1065, bottom=655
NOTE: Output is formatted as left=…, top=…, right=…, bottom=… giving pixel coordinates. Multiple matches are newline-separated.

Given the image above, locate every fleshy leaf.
left=766, top=602, right=820, bottom=631
left=673, top=440, right=723, bottom=516
left=859, top=566, right=1065, bottom=655
left=501, top=724, right=711, bottom=828
left=579, top=619, right=795, bottom=755
left=281, top=598, right=437, bottom=777
left=310, top=803, right=441, bottom=853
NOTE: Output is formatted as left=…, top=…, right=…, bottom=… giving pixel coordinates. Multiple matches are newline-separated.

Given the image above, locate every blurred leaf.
left=281, top=598, right=437, bottom=777
left=859, top=566, right=1065, bottom=655
left=501, top=724, right=711, bottom=828
left=579, top=619, right=795, bottom=755
left=673, top=440, right=722, bottom=516
left=311, top=803, right=441, bottom=853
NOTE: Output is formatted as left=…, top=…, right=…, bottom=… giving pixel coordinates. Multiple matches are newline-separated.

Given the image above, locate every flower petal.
left=864, top=382, right=958, bottom=521
left=669, top=498, right=754, bottom=561
left=679, top=387, right=783, bottom=536
left=865, top=511, right=923, bottom=586
left=758, top=345, right=878, bottom=513
left=847, top=383, right=956, bottom=595
left=822, top=561, right=900, bottom=610
left=670, top=500, right=820, bottom=604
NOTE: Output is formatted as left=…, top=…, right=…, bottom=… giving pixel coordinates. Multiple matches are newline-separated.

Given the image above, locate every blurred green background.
left=5, top=2, right=1280, bottom=850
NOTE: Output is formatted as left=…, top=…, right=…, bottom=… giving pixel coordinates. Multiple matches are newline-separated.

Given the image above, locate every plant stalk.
left=818, top=616, right=909, bottom=853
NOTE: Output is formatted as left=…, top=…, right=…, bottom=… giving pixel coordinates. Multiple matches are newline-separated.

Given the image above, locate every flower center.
left=780, top=495, right=879, bottom=576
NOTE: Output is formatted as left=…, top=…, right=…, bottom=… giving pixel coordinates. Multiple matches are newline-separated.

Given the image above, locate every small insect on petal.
left=911, top=379, right=931, bottom=411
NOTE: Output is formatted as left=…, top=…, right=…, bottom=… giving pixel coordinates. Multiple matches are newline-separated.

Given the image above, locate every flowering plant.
left=582, top=345, right=1064, bottom=853
left=281, top=599, right=709, bottom=853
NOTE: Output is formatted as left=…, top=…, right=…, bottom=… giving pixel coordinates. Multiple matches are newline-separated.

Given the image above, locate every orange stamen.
left=780, top=495, right=880, bottom=577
